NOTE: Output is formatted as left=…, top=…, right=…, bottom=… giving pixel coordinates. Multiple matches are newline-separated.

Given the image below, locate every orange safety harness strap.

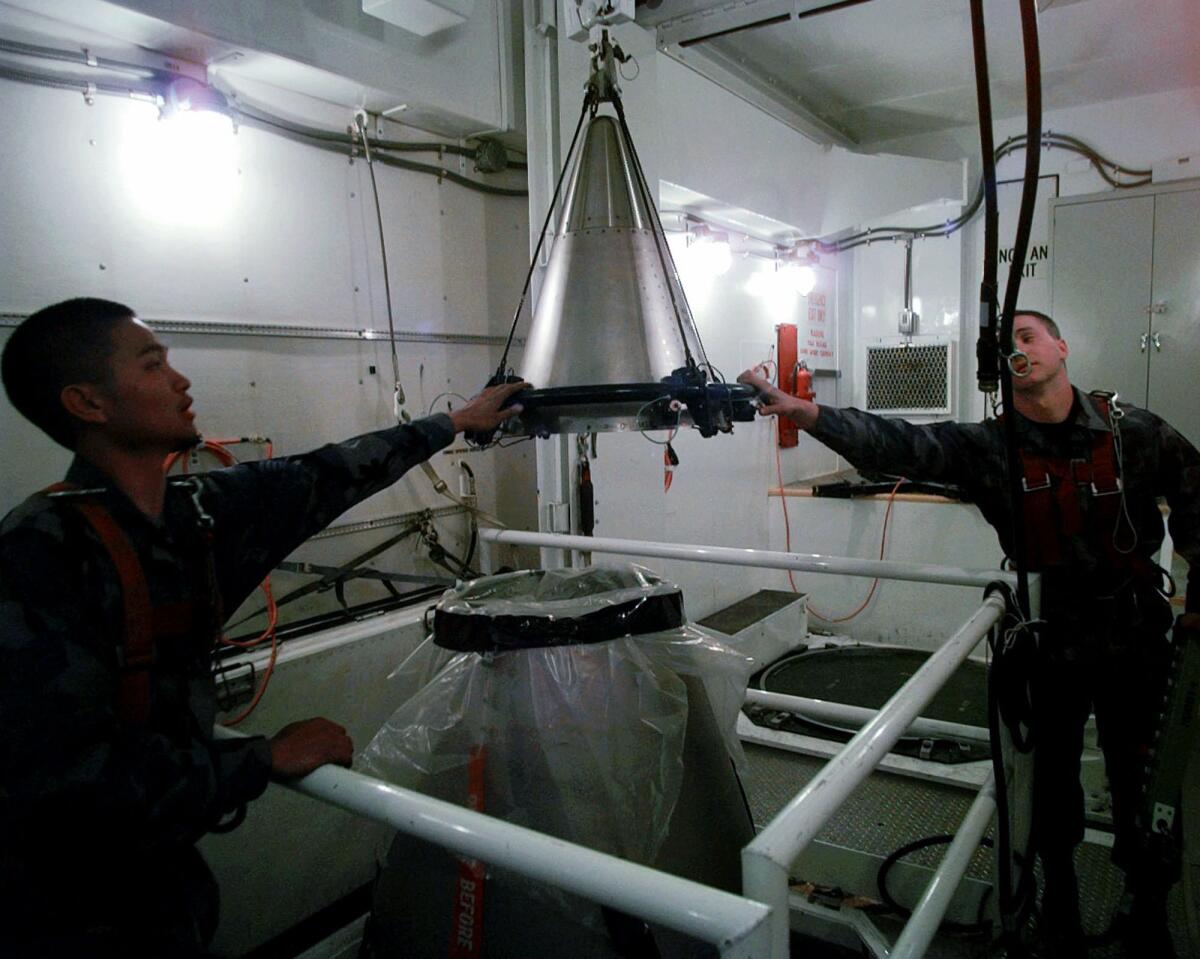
left=44, top=482, right=155, bottom=725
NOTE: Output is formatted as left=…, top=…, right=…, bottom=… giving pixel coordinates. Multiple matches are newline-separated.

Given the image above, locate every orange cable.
left=774, top=417, right=801, bottom=594
left=805, top=476, right=906, bottom=623
left=223, top=578, right=279, bottom=726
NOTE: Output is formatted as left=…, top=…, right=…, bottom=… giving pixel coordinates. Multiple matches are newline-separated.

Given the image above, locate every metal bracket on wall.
left=542, top=501, right=570, bottom=533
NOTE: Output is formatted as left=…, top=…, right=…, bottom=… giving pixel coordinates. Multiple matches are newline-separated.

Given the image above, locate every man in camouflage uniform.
left=741, top=310, right=1200, bottom=959
left=0, top=298, right=526, bottom=956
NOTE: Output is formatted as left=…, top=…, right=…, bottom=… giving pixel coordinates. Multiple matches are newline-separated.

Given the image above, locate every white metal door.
left=1050, top=194, right=1155, bottom=405
left=1147, top=188, right=1200, bottom=448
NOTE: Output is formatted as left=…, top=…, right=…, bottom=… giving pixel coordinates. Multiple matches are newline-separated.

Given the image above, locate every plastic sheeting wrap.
left=359, top=565, right=757, bottom=958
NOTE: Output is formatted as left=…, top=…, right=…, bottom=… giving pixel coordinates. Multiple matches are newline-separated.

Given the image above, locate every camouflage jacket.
left=809, top=390, right=1199, bottom=621
left=0, top=414, right=454, bottom=880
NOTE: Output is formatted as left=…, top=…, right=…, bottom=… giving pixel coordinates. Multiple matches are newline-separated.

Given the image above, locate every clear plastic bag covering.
left=358, top=565, right=756, bottom=953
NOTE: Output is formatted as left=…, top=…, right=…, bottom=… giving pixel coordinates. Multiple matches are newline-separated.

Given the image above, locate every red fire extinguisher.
left=795, top=360, right=815, bottom=402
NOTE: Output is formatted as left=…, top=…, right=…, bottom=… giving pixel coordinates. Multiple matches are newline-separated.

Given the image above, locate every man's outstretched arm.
left=205, top=381, right=528, bottom=613
left=737, top=369, right=988, bottom=488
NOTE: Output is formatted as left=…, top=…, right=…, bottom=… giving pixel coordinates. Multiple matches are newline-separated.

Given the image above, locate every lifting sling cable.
left=494, top=90, right=597, bottom=383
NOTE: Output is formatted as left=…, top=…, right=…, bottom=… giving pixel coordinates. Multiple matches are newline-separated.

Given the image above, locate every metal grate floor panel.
left=741, top=742, right=1193, bottom=957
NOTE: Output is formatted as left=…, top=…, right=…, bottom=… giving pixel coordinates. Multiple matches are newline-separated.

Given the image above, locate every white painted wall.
left=870, top=84, right=1200, bottom=420
left=848, top=200, right=966, bottom=415
left=0, top=77, right=538, bottom=624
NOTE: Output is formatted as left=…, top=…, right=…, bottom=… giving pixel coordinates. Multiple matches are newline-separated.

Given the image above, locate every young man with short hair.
left=0, top=298, right=526, bottom=956
left=742, top=311, right=1200, bottom=958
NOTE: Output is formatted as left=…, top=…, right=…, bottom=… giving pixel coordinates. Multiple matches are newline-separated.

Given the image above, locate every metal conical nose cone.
left=518, top=115, right=708, bottom=399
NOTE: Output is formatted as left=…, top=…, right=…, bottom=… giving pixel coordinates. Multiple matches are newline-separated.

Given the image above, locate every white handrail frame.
left=742, top=595, right=1006, bottom=958
left=215, top=730, right=772, bottom=956
left=236, top=531, right=1036, bottom=958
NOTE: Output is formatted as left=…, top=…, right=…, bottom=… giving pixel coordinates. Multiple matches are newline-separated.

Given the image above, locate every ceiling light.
left=686, top=225, right=732, bottom=276
left=123, top=88, right=238, bottom=228
left=160, top=77, right=232, bottom=121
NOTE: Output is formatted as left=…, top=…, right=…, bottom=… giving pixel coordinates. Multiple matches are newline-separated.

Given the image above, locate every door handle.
left=1140, top=333, right=1149, bottom=353
left=1153, top=331, right=1162, bottom=352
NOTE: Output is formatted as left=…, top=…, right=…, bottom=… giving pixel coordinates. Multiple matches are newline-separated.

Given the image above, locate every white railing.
left=244, top=531, right=1027, bottom=957
left=215, top=729, right=771, bottom=958
left=743, top=688, right=992, bottom=746
left=740, top=595, right=1005, bottom=957
left=478, top=529, right=1034, bottom=601
left=891, top=774, right=997, bottom=959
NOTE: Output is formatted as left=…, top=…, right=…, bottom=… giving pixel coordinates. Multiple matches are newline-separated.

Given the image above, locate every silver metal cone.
left=518, top=115, right=709, bottom=398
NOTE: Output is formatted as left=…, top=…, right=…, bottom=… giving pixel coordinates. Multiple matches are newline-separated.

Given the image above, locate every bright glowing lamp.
left=746, top=261, right=799, bottom=317
left=689, top=232, right=732, bottom=275
left=784, top=263, right=817, bottom=296
left=680, top=220, right=732, bottom=277
left=121, top=80, right=239, bottom=228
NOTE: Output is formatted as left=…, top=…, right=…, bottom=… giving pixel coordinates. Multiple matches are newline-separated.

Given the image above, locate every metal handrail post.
left=890, top=775, right=997, bottom=959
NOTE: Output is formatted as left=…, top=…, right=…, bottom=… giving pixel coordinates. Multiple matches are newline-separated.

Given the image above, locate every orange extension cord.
left=774, top=416, right=905, bottom=624
left=164, top=438, right=278, bottom=724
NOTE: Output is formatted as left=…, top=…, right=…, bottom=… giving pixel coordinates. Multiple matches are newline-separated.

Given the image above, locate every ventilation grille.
left=865, top=342, right=951, bottom=414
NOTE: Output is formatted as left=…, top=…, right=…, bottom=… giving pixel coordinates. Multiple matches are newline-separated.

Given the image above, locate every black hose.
left=813, top=131, right=1150, bottom=254
left=876, top=833, right=995, bottom=936
left=0, top=62, right=159, bottom=99
left=235, top=107, right=528, bottom=197
left=0, top=37, right=161, bottom=79
left=970, top=0, right=1001, bottom=397
left=997, top=0, right=1042, bottom=623
left=0, top=55, right=528, bottom=198
left=969, top=8, right=1017, bottom=939
left=979, top=6, right=1043, bottom=952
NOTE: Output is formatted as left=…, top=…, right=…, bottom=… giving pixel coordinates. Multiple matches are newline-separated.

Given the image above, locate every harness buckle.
left=1022, top=473, right=1052, bottom=492
left=181, top=476, right=215, bottom=531
left=1091, top=477, right=1124, bottom=497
